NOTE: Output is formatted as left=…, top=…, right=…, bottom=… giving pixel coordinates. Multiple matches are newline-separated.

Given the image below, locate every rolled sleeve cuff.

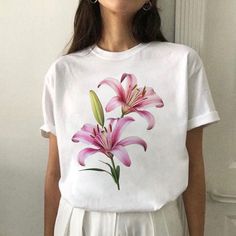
left=40, top=123, right=56, bottom=138
left=187, top=110, right=220, bottom=131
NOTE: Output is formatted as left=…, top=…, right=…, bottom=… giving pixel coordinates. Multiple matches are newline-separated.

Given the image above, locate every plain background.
left=0, top=0, right=175, bottom=235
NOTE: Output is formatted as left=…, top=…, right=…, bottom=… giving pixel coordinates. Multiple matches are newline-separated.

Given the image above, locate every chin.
left=99, top=0, right=143, bottom=14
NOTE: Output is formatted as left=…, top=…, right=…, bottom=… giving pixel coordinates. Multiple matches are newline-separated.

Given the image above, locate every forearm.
left=182, top=158, right=206, bottom=236
left=44, top=174, right=61, bottom=236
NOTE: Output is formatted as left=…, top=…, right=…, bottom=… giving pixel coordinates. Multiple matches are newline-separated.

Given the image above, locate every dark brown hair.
left=64, top=0, right=168, bottom=55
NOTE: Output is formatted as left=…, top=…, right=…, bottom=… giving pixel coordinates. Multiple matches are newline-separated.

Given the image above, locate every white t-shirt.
left=40, top=41, right=220, bottom=212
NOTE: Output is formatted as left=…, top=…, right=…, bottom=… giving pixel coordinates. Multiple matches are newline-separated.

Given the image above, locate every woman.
left=40, top=0, right=221, bottom=235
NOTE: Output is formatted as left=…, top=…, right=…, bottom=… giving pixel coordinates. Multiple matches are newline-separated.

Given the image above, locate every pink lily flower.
left=97, top=73, right=164, bottom=130
left=71, top=116, right=147, bottom=167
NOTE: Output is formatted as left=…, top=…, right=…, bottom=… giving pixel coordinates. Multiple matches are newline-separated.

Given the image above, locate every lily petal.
left=120, top=73, right=137, bottom=99
left=111, top=145, right=131, bottom=167
left=97, top=77, right=125, bottom=100
left=106, top=117, right=120, bottom=128
left=144, top=87, right=156, bottom=96
left=116, top=136, right=147, bottom=151
left=112, top=116, right=135, bottom=146
left=77, top=147, right=100, bottom=166
left=121, top=73, right=137, bottom=87
left=72, top=130, right=98, bottom=146
left=105, top=96, right=124, bottom=112
left=134, top=95, right=164, bottom=108
left=134, top=109, right=155, bottom=130
left=81, top=123, right=97, bottom=134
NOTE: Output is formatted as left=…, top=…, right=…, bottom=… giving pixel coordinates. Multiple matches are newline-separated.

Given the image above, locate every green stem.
left=110, top=156, right=120, bottom=190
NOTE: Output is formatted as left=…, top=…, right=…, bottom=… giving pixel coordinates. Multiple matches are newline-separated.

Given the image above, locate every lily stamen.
left=93, top=128, right=96, bottom=136
left=142, top=86, right=146, bottom=96
left=131, top=84, right=138, bottom=91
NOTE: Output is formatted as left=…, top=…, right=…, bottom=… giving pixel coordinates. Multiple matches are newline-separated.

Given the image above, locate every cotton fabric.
left=54, top=195, right=188, bottom=236
left=39, top=41, right=220, bottom=213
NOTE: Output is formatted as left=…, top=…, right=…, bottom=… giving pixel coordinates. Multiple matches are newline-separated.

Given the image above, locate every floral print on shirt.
left=72, top=73, right=164, bottom=190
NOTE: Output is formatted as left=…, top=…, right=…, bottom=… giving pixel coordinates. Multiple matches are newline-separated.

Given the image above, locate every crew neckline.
left=89, top=42, right=152, bottom=60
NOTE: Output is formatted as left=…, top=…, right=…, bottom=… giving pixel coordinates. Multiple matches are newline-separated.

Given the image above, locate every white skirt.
left=54, top=195, right=189, bottom=236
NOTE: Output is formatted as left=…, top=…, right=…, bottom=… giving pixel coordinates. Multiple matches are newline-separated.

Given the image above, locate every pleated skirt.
left=54, top=195, right=189, bottom=236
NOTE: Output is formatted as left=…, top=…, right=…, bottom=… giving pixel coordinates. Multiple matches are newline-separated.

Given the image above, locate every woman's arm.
left=183, top=126, right=206, bottom=236
left=44, top=133, right=61, bottom=236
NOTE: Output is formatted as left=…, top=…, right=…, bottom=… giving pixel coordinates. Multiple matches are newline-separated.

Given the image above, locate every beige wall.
left=0, top=0, right=175, bottom=235
left=159, top=0, right=176, bottom=42
left=174, top=1, right=235, bottom=235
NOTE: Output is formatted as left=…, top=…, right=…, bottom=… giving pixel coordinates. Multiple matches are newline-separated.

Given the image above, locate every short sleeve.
left=187, top=49, right=220, bottom=131
left=39, top=66, right=57, bottom=138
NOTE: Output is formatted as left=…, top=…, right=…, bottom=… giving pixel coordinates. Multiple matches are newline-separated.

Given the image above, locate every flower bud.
left=89, top=90, right=104, bottom=127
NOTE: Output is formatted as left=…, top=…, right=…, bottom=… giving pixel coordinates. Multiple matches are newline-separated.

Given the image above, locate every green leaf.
left=116, top=165, right=120, bottom=181
left=79, top=168, right=111, bottom=176
left=98, top=160, right=118, bottom=184
left=98, top=160, right=113, bottom=173
left=111, top=168, right=117, bottom=183
left=79, top=168, right=105, bottom=171
left=111, top=174, right=117, bottom=183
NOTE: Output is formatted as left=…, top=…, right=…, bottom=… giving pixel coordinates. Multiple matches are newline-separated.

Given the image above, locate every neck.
left=98, top=7, right=139, bottom=52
